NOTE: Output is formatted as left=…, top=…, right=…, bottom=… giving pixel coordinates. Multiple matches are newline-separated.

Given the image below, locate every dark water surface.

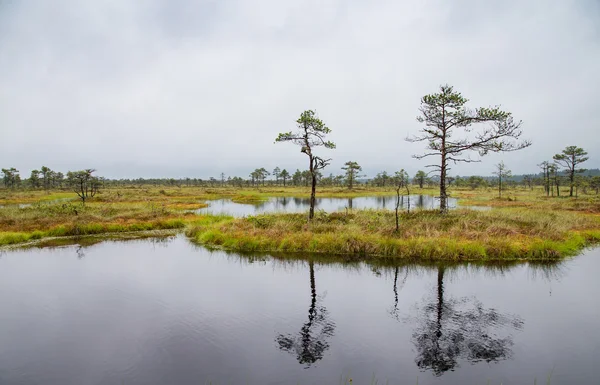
left=0, top=237, right=598, bottom=385
left=199, top=195, right=466, bottom=216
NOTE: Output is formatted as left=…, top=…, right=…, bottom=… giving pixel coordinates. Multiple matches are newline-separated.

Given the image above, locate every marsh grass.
left=1, top=230, right=179, bottom=249
left=187, top=208, right=600, bottom=260
left=230, top=193, right=269, bottom=204
left=0, top=198, right=207, bottom=246
left=2, top=186, right=600, bottom=255
left=454, top=187, right=600, bottom=213
left=0, top=218, right=186, bottom=246
left=0, top=190, right=74, bottom=205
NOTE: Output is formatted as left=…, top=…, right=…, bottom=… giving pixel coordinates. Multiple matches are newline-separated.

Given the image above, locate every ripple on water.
left=0, top=239, right=597, bottom=385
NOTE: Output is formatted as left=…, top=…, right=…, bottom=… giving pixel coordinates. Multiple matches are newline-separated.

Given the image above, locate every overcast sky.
left=1, top=0, right=598, bottom=179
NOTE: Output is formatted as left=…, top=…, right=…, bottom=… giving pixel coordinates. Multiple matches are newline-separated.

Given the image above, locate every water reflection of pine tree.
left=276, top=261, right=335, bottom=367
left=410, top=266, right=524, bottom=376
left=389, top=266, right=409, bottom=321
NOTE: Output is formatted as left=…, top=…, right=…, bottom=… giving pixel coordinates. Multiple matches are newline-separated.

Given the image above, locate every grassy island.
left=186, top=208, right=600, bottom=261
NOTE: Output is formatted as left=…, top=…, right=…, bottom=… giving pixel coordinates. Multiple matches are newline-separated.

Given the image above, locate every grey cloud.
left=1, top=0, right=598, bottom=179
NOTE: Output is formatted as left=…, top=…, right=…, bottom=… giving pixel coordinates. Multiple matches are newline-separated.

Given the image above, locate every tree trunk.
left=439, top=109, right=448, bottom=213
left=395, top=187, right=400, bottom=232
left=309, top=175, right=316, bottom=220
left=309, top=156, right=316, bottom=220
left=440, top=154, right=448, bottom=213
left=569, top=169, right=574, bottom=197
left=498, top=175, right=502, bottom=198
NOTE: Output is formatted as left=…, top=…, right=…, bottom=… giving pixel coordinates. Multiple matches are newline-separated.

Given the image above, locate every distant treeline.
left=508, top=168, right=600, bottom=182
left=2, top=165, right=599, bottom=195
left=466, top=168, right=600, bottom=183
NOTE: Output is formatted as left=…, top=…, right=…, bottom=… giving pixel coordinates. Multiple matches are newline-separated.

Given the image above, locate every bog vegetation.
left=1, top=84, right=599, bottom=259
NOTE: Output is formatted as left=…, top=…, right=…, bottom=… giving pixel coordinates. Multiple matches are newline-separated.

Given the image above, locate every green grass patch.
left=0, top=218, right=187, bottom=247
left=230, top=193, right=268, bottom=204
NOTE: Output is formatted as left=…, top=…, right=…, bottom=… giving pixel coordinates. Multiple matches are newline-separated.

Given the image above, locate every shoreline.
left=185, top=209, right=600, bottom=261
left=4, top=220, right=598, bottom=262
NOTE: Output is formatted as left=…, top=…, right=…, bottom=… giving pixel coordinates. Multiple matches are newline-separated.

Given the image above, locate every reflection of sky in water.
left=0, top=237, right=596, bottom=385
left=198, top=195, right=465, bottom=216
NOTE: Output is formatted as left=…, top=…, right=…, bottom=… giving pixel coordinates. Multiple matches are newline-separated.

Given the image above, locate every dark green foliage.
left=1, top=168, right=20, bottom=188
left=66, top=169, right=101, bottom=203
left=413, top=170, right=429, bottom=188
left=275, top=110, right=336, bottom=219
left=408, top=84, right=531, bottom=212
left=279, top=169, right=290, bottom=186
left=591, top=176, right=600, bottom=194
left=553, top=146, right=589, bottom=197
left=341, top=161, right=362, bottom=189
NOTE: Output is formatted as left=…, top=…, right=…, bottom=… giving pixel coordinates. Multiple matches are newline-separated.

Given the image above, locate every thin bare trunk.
left=395, top=186, right=400, bottom=232
left=309, top=155, right=316, bottom=220
left=440, top=133, right=448, bottom=212
left=498, top=174, right=502, bottom=198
